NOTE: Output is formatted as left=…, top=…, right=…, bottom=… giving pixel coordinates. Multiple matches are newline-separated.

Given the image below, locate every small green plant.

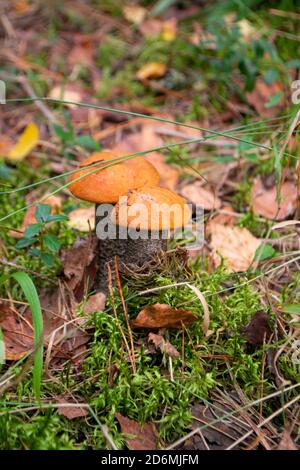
left=16, top=203, right=68, bottom=267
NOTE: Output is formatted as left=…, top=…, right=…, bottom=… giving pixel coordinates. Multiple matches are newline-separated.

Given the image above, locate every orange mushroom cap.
left=68, top=150, right=160, bottom=203
left=113, top=186, right=191, bottom=231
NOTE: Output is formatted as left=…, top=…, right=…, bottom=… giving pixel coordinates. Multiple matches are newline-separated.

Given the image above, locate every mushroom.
left=68, top=150, right=190, bottom=290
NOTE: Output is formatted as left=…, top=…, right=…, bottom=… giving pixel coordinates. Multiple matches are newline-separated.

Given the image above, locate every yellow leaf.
left=161, top=19, right=177, bottom=42
left=137, top=62, right=167, bottom=80
left=8, top=123, right=39, bottom=161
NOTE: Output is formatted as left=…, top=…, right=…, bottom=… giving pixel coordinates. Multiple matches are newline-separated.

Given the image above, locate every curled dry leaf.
left=180, top=181, right=221, bottom=210
left=148, top=332, right=179, bottom=358
left=67, top=207, right=95, bottom=232
left=251, top=178, right=297, bottom=221
left=131, top=303, right=198, bottom=329
left=137, top=62, right=167, bottom=80
left=115, top=413, right=157, bottom=450
left=7, top=123, right=39, bottom=162
left=210, top=224, right=260, bottom=272
left=242, top=311, right=271, bottom=347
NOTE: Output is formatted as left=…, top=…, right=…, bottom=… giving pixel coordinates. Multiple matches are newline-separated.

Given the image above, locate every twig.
left=226, top=394, right=300, bottom=450
left=166, top=383, right=300, bottom=449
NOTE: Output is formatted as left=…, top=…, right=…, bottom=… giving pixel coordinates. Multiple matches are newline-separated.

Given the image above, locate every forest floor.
left=0, top=0, right=299, bottom=450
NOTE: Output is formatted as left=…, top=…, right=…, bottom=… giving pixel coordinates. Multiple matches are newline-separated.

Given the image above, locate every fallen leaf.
left=251, top=178, right=297, bottom=220
left=148, top=332, right=179, bottom=358
left=137, top=62, right=167, bottom=80
left=7, top=123, right=39, bottom=162
left=0, top=301, right=33, bottom=360
left=60, top=237, right=98, bottom=301
left=67, top=207, right=95, bottom=232
left=277, top=428, right=298, bottom=450
left=10, top=194, right=62, bottom=239
left=161, top=18, right=177, bottom=42
left=207, top=205, right=236, bottom=229
left=57, top=401, right=88, bottom=420
left=131, top=304, right=198, bottom=329
left=68, top=37, right=94, bottom=68
left=123, top=5, right=147, bottom=25
left=83, top=292, right=106, bottom=314
left=180, top=182, right=221, bottom=210
left=116, top=413, right=157, bottom=450
left=0, top=286, right=90, bottom=366
left=242, top=311, right=271, bottom=347
left=210, top=224, right=260, bottom=272
left=49, top=84, right=85, bottom=108
left=139, top=18, right=163, bottom=37
left=246, top=78, right=284, bottom=118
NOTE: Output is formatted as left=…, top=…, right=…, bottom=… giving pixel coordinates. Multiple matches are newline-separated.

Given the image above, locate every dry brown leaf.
left=148, top=332, right=179, bottom=358
left=57, top=402, right=88, bottom=420
left=83, top=292, right=106, bottom=314
left=123, top=5, right=147, bottom=25
left=210, top=224, right=260, bottom=272
left=68, top=38, right=94, bottom=68
left=116, top=413, right=157, bottom=450
left=131, top=304, right=198, bottom=329
left=181, top=181, right=221, bottom=210
left=67, top=207, right=95, bottom=232
left=246, top=79, right=284, bottom=118
left=243, top=311, right=271, bottom=347
left=61, top=237, right=98, bottom=301
left=139, top=18, right=163, bottom=37
left=208, top=205, right=236, bottom=227
left=10, top=194, right=62, bottom=239
left=251, top=178, right=297, bottom=221
left=137, top=62, right=167, bottom=80
left=0, top=301, right=33, bottom=360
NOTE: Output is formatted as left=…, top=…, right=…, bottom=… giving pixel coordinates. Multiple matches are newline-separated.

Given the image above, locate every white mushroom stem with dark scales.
left=94, top=203, right=167, bottom=291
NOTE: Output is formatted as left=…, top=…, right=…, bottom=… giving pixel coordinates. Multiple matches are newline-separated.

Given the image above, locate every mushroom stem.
left=94, top=203, right=167, bottom=291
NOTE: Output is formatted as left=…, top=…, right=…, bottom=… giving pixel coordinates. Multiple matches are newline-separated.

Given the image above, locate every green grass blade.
left=12, top=272, right=43, bottom=401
